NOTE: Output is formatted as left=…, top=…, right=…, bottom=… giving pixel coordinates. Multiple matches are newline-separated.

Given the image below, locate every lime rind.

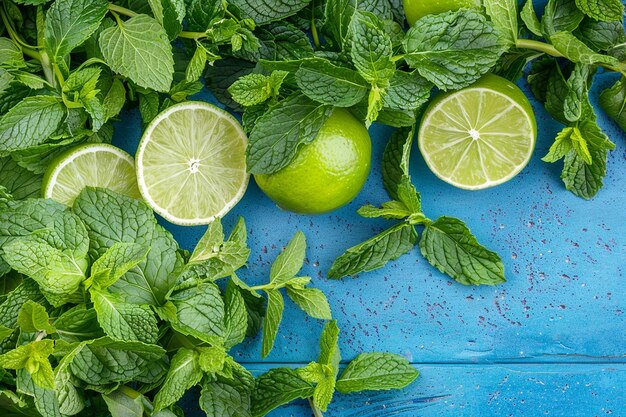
left=43, top=143, right=140, bottom=206
left=136, top=101, right=249, bottom=226
left=419, top=83, right=536, bottom=190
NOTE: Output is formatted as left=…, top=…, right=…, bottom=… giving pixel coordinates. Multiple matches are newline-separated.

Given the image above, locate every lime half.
left=43, top=143, right=141, bottom=206
left=418, top=74, right=537, bottom=190
left=136, top=101, right=249, bottom=225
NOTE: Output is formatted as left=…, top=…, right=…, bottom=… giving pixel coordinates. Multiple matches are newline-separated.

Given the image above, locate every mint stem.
left=178, top=31, right=208, bottom=40
left=310, top=0, right=321, bottom=48
left=108, top=3, right=137, bottom=17
left=308, top=398, right=324, bottom=417
left=515, top=38, right=563, bottom=58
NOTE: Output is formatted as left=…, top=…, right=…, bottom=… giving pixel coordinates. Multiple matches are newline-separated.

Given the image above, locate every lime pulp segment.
left=136, top=102, right=249, bottom=225
left=43, top=144, right=141, bottom=206
left=419, top=85, right=536, bottom=190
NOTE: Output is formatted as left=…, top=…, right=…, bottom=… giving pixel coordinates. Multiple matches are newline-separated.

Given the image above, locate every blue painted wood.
left=112, top=61, right=626, bottom=416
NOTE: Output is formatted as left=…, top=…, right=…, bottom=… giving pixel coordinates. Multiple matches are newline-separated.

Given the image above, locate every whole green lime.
left=254, top=109, right=371, bottom=214
left=403, top=0, right=481, bottom=26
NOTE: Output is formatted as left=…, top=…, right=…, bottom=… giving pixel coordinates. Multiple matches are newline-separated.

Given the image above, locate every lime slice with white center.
left=43, top=143, right=141, bottom=206
left=136, top=101, right=249, bottom=225
left=418, top=74, right=537, bottom=190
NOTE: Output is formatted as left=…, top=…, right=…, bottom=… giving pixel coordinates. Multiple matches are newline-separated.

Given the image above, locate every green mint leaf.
left=228, top=71, right=287, bottom=107
left=247, top=94, right=332, bottom=174
left=223, top=280, right=248, bottom=349
left=261, top=289, right=284, bottom=358
left=186, top=0, right=223, bottom=31
left=54, top=343, right=86, bottom=415
left=382, top=71, right=432, bottom=113
left=99, top=14, right=174, bottom=92
left=205, top=58, right=257, bottom=111
left=285, top=285, right=332, bottom=320
left=575, top=0, right=624, bottom=22
left=270, top=231, right=306, bottom=285
left=54, top=306, right=103, bottom=342
left=0, top=279, right=46, bottom=330
left=563, top=64, right=592, bottom=123
left=189, top=220, right=225, bottom=262
left=102, top=387, right=146, bottom=417
left=200, top=381, right=253, bottom=417
left=251, top=368, right=314, bottom=417
left=197, top=345, right=227, bottom=374
left=419, top=216, right=505, bottom=286
left=0, top=68, right=14, bottom=96
left=0, top=325, right=12, bottom=343
left=17, top=300, right=55, bottom=334
left=296, top=60, right=368, bottom=107
left=319, top=320, right=340, bottom=371
left=323, top=0, right=356, bottom=48
left=336, top=352, right=418, bottom=393
left=403, top=10, right=505, bottom=90
left=328, top=223, right=418, bottom=279
left=0, top=96, right=65, bottom=153
left=153, top=348, right=203, bottom=411
left=63, top=67, right=101, bottom=100
left=69, top=337, right=165, bottom=386
left=16, top=369, right=61, bottom=417
left=381, top=127, right=421, bottom=213
left=357, top=201, right=412, bottom=220
left=168, top=283, right=225, bottom=345
left=73, top=188, right=183, bottom=305
left=551, top=31, right=620, bottom=66
left=349, top=10, right=395, bottom=87
left=297, top=362, right=325, bottom=384
left=44, top=0, right=108, bottom=67
left=599, top=76, right=626, bottom=132
left=366, top=86, right=385, bottom=127
left=542, top=127, right=576, bottom=163
left=576, top=19, right=626, bottom=52
left=0, top=340, right=55, bottom=389
left=0, top=38, right=26, bottom=69
left=541, top=0, right=584, bottom=36
left=257, top=22, right=313, bottom=61
left=520, top=0, right=542, bottom=36
left=484, top=0, right=518, bottom=44
left=147, top=0, right=184, bottom=39
left=89, top=243, right=150, bottom=289
left=313, top=377, right=335, bottom=412
left=186, top=45, right=208, bottom=82
left=138, top=91, right=160, bottom=125
left=230, top=0, right=310, bottom=25
left=91, top=289, right=159, bottom=343
left=0, top=156, right=42, bottom=200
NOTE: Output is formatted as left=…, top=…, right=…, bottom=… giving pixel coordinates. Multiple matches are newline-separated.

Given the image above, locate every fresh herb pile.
left=0, top=187, right=418, bottom=416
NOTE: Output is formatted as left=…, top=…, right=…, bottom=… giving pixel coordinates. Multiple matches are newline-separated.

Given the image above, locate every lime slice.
left=136, top=101, right=249, bottom=225
left=43, top=143, right=141, bottom=205
left=418, top=74, right=537, bottom=190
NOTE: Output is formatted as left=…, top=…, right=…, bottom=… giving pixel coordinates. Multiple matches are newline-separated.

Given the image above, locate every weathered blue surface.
left=113, top=70, right=626, bottom=415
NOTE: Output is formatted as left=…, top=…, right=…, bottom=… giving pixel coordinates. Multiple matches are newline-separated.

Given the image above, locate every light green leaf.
left=103, top=78, right=126, bottom=121
left=419, top=216, right=505, bottom=286
left=228, top=71, right=287, bottom=107
left=319, top=320, right=340, bottom=371
left=0, top=38, right=25, bottom=69
left=189, top=220, right=225, bottom=262
left=270, top=231, right=306, bottom=285
left=17, top=300, right=55, bottom=334
left=247, top=94, right=332, bottom=174
left=186, top=44, right=208, bottom=82
left=550, top=31, right=620, bottom=66
left=44, top=0, right=109, bottom=66
left=296, top=59, right=368, bottom=107
left=0, top=68, right=14, bottom=96
left=357, top=201, right=412, bottom=220
left=251, top=368, right=314, bottom=417
left=91, top=289, right=159, bottom=343
left=200, top=380, right=252, bottom=417
left=542, top=127, right=575, bottom=163
left=575, top=0, right=624, bottom=22
left=285, top=285, right=332, bottom=320
left=197, top=345, right=227, bottom=374
left=153, top=348, right=202, bottom=411
left=261, top=289, right=283, bottom=358
left=336, top=352, right=418, bottom=393
left=297, top=362, right=325, bottom=384
left=168, top=283, right=225, bottom=344
left=0, top=340, right=54, bottom=389
left=328, top=223, right=418, bottom=279
left=102, top=387, right=146, bottom=417
left=99, top=14, right=174, bottom=92
left=403, top=10, right=506, bottom=90
left=313, top=377, right=335, bottom=412
left=484, top=0, right=518, bottom=43
left=520, top=0, right=542, bottom=36
left=89, top=243, right=150, bottom=289
left=349, top=11, right=395, bottom=87
left=147, top=0, right=184, bottom=39
left=0, top=279, right=46, bottom=330
left=0, top=96, right=65, bottom=153
left=0, top=325, right=12, bottom=343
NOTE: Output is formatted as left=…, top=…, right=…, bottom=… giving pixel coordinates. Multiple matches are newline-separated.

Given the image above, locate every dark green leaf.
left=296, top=60, right=368, bottom=107
left=599, top=76, right=626, bottom=132
left=520, top=0, right=542, bottom=36
left=0, top=157, right=42, bottom=199
left=168, top=283, right=225, bottom=345
left=230, top=0, right=311, bottom=25
left=251, top=368, right=314, bottom=417
left=154, top=348, right=202, bottom=411
left=541, top=0, right=584, bottom=36
left=575, top=0, right=624, bottom=22
left=349, top=11, right=395, bottom=87
left=261, top=289, right=283, bottom=358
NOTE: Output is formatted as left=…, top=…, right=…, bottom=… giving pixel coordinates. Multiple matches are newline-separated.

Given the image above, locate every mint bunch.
left=0, top=188, right=418, bottom=417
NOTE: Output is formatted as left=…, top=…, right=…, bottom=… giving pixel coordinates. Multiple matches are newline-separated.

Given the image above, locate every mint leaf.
left=336, top=353, right=418, bottom=393
left=147, top=0, right=184, bottom=39
left=0, top=38, right=25, bottom=69
left=54, top=306, right=103, bottom=342
left=550, top=31, right=620, bottom=66
left=357, top=201, right=413, bottom=220
left=99, top=14, right=174, bottom=92
left=89, top=243, right=150, bottom=290
left=484, top=0, right=518, bottom=44
left=228, top=71, right=287, bottom=107
left=189, top=220, right=224, bottom=262
left=73, top=188, right=183, bottom=306
left=224, top=280, right=248, bottom=350
left=230, top=0, right=310, bottom=25
left=563, top=64, right=592, bottom=123
left=17, top=300, right=55, bottom=334
left=313, top=377, right=335, bottom=412
left=102, top=387, right=145, bottom=417
left=251, top=368, right=314, bottom=417
left=542, top=127, right=576, bottom=163
left=0, top=279, right=46, bottom=330
left=349, top=10, right=395, bottom=87
left=247, top=94, right=332, bottom=174
left=323, top=0, right=356, bottom=48
left=200, top=381, right=252, bottom=417
left=270, top=231, right=306, bottom=285
left=285, top=285, right=332, bottom=320
left=154, top=348, right=202, bottom=411
left=403, top=10, right=505, bottom=90
left=381, top=127, right=420, bottom=213
left=44, top=0, right=108, bottom=68
left=168, top=283, right=225, bottom=345
left=575, top=0, right=624, bottom=22
left=521, top=0, right=542, bottom=36
left=91, top=289, right=159, bottom=344
left=55, top=343, right=86, bottom=415
left=419, top=216, right=505, bottom=285
left=319, top=320, right=340, bottom=370
left=328, top=223, right=418, bottom=279
left=257, top=22, right=313, bottom=61
left=576, top=19, right=626, bottom=52
left=541, top=0, right=584, bottom=36
left=296, top=60, right=368, bottom=107
left=599, top=77, right=626, bottom=132
left=0, top=156, right=42, bottom=200
left=261, top=289, right=283, bottom=358
left=186, top=0, right=223, bottom=31
left=186, top=44, right=208, bottom=82
left=0, top=96, right=65, bottom=153
left=0, top=340, right=55, bottom=389
left=382, top=71, right=432, bottom=113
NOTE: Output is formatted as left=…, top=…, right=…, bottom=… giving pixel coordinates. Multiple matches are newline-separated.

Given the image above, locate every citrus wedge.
left=136, top=101, right=249, bottom=225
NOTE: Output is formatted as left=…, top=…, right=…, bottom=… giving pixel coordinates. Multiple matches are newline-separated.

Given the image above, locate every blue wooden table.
left=113, top=70, right=626, bottom=416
